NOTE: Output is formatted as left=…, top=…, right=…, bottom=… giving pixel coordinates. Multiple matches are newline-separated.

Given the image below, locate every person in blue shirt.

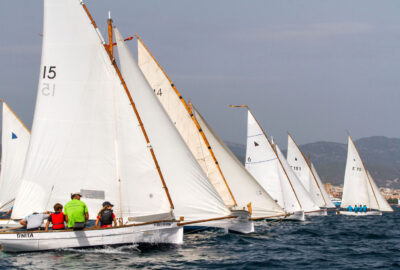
left=363, top=205, right=367, bottom=212
left=354, top=205, right=358, bottom=213
left=359, top=205, right=363, bottom=212
left=348, top=206, right=353, bottom=212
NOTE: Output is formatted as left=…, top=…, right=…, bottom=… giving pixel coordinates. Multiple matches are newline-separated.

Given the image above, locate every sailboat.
left=135, top=36, right=287, bottom=222
left=310, top=162, right=337, bottom=209
left=0, top=101, right=30, bottom=227
left=114, top=28, right=252, bottom=233
left=233, top=106, right=321, bottom=220
left=0, top=0, right=186, bottom=252
left=339, top=135, right=393, bottom=215
left=286, top=134, right=335, bottom=214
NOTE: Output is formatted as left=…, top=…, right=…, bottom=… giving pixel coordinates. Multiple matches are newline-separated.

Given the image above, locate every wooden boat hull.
left=0, top=221, right=183, bottom=253
left=339, top=211, right=382, bottom=216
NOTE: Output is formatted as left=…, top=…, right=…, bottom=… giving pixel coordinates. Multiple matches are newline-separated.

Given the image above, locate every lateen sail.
left=310, top=162, right=336, bottom=208
left=0, top=102, right=30, bottom=211
left=341, top=136, right=386, bottom=211
left=192, top=107, right=286, bottom=218
left=287, top=134, right=334, bottom=208
left=245, top=110, right=300, bottom=213
left=115, top=28, right=231, bottom=222
left=136, top=38, right=235, bottom=208
left=366, top=171, right=393, bottom=212
left=12, top=0, right=172, bottom=221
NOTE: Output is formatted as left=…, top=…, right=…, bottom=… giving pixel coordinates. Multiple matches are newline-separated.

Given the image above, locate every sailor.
left=363, top=205, right=367, bottom=212
left=347, top=206, right=353, bottom=212
left=354, top=205, right=358, bottom=213
left=45, top=203, right=66, bottom=231
left=95, top=201, right=117, bottom=228
left=1, top=206, right=13, bottom=217
left=64, top=192, right=89, bottom=229
left=359, top=205, right=363, bottom=213
left=20, top=211, right=50, bottom=230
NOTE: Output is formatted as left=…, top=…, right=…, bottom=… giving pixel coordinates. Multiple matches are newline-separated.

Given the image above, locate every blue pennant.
left=11, top=132, right=18, bottom=140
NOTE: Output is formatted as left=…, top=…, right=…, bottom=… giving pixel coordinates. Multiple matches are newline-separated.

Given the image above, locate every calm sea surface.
left=0, top=208, right=399, bottom=269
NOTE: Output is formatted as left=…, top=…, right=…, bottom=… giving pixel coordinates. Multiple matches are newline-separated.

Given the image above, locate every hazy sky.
left=1, top=1, right=400, bottom=147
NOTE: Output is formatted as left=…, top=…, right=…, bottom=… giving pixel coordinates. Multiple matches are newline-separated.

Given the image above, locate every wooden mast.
left=136, top=35, right=238, bottom=208
left=80, top=1, right=174, bottom=210
left=230, top=105, right=302, bottom=210
left=107, top=11, right=113, bottom=58
left=288, top=133, right=327, bottom=206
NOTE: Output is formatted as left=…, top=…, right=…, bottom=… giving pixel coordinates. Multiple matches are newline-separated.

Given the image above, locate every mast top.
left=108, top=11, right=111, bottom=20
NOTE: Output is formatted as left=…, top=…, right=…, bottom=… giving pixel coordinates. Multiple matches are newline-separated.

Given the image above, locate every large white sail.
left=245, top=111, right=301, bottom=213
left=192, top=107, right=286, bottom=218
left=287, top=134, right=334, bottom=208
left=274, top=144, right=320, bottom=213
left=0, top=102, right=30, bottom=211
left=342, top=136, right=381, bottom=210
left=115, top=28, right=231, bottom=222
left=310, top=162, right=336, bottom=208
left=366, top=171, right=393, bottom=212
left=136, top=38, right=235, bottom=208
left=12, top=0, right=172, bottom=221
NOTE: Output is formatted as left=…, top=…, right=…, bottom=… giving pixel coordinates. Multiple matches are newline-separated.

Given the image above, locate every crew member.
left=64, top=192, right=89, bottom=229
left=45, top=203, right=66, bottom=231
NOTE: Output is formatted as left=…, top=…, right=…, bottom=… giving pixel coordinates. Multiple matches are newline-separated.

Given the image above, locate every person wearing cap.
left=64, top=192, right=89, bottom=228
left=95, top=201, right=117, bottom=228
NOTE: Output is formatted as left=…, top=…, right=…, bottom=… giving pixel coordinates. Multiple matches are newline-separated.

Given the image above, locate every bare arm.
left=85, top=212, right=89, bottom=221
left=95, top=218, right=99, bottom=228
left=113, top=217, right=117, bottom=227
left=45, top=220, right=50, bottom=232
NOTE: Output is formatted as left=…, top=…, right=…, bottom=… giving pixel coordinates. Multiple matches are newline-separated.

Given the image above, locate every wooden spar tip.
left=229, top=104, right=248, bottom=108
left=0, top=98, right=4, bottom=103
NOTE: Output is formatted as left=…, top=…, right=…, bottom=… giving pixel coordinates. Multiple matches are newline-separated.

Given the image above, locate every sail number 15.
left=43, top=66, right=56, bottom=79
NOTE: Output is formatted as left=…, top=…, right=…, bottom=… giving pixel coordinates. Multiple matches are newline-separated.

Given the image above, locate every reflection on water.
left=1, top=208, right=400, bottom=269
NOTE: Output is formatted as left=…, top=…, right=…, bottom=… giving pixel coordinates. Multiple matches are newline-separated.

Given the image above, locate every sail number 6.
left=43, top=66, right=56, bottom=79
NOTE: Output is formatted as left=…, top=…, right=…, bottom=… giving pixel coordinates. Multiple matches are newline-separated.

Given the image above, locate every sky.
left=1, top=0, right=400, bottom=147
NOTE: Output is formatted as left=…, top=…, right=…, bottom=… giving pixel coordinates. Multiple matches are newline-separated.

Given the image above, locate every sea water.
left=0, top=208, right=399, bottom=269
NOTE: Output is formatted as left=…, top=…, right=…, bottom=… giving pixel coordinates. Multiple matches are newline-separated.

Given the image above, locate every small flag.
left=254, top=141, right=259, bottom=147
left=11, top=132, right=18, bottom=140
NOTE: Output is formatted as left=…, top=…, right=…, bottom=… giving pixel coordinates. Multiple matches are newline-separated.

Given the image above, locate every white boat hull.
left=0, top=222, right=183, bottom=253
left=305, top=209, right=328, bottom=217
left=339, top=211, right=382, bottom=216
left=183, top=210, right=254, bottom=234
left=285, top=211, right=305, bottom=221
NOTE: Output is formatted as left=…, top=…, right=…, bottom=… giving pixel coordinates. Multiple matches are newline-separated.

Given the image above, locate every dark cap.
left=71, top=192, right=82, bottom=199
left=102, top=201, right=114, bottom=207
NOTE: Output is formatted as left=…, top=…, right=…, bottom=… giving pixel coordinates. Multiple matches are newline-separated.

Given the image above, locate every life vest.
left=51, top=212, right=65, bottom=230
left=100, top=209, right=113, bottom=226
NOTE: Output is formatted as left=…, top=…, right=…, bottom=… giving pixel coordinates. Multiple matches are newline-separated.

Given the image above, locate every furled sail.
left=12, top=0, right=172, bottom=221
left=136, top=37, right=236, bottom=208
left=342, top=136, right=382, bottom=210
left=310, top=162, right=336, bottom=208
left=115, top=28, right=231, bottom=222
left=0, top=102, right=30, bottom=211
left=192, top=107, right=286, bottom=219
left=287, top=134, right=334, bottom=208
left=366, top=171, right=393, bottom=212
left=245, top=110, right=301, bottom=213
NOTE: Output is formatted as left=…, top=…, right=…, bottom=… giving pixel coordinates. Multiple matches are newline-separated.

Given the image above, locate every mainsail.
left=310, top=162, right=335, bottom=208
left=245, top=109, right=319, bottom=213
left=115, top=28, right=231, bottom=222
left=0, top=102, right=30, bottom=211
left=287, top=134, right=334, bottom=208
left=12, top=0, right=173, bottom=221
left=136, top=37, right=236, bottom=208
left=136, top=37, right=285, bottom=219
left=342, top=136, right=393, bottom=212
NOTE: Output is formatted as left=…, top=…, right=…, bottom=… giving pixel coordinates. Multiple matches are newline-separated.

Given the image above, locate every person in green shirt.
left=64, top=192, right=89, bottom=228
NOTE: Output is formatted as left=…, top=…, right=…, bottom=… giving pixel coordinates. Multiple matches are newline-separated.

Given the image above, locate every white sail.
left=12, top=0, right=172, bottom=221
left=136, top=38, right=235, bottom=208
left=342, top=136, right=381, bottom=210
left=287, top=134, right=333, bottom=208
left=274, top=144, right=320, bottom=213
left=367, top=171, right=393, bottom=212
left=192, top=107, right=286, bottom=218
left=310, top=163, right=336, bottom=208
left=245, top=111, right=301, bottom=213
left=0, top=102, right=30, bottom=211
left=115, top=28, right=231, bottom=222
